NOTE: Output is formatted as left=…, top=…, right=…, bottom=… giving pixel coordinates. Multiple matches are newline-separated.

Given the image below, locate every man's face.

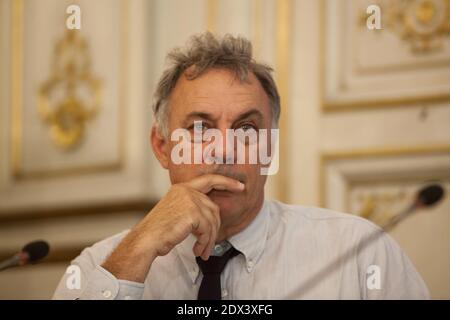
left=154, top=68, right=273, bottom=233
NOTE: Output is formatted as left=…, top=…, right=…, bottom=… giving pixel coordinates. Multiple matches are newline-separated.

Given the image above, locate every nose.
left=203, top=128, right=236, bottom=165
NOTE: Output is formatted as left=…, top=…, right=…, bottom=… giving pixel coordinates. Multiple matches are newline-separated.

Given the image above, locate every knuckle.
left=173, top=221, right=189, bottom=235
left=158, top=239, right=174, bottom=256
left=189, top=215, right=199, bottom=230
left=186, top=198, right=198, bottom=211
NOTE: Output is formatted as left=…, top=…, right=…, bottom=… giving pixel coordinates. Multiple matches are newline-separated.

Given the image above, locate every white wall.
left=0, top=0, right=449, bottom=299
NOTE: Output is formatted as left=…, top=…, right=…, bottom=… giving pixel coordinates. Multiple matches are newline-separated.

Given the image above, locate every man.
left=53, top=32, right=429, bottom=299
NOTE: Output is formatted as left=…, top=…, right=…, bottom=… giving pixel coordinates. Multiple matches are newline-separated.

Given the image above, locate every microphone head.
left=22, top=240, right=50, bottom=263
left=417, top=184, right=445, bottom=208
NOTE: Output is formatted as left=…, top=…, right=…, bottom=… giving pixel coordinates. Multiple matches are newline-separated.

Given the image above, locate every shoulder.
left=266, top=199, right=381, bottom=236
left=265, top=200, right=400, bottom=261
left=266, top=200, right=430, bottom=298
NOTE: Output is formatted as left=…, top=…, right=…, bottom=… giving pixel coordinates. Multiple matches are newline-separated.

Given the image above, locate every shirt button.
left=221, top=289, right=228, bottom=297
left=246, top=260, right=253, bottom=272
left=214, top=245, right=223, bottom=254
left=102, top=290, right=112, bottom=299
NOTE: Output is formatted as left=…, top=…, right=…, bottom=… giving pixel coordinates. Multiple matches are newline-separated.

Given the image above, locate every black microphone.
left=0, top=240, right=50, bottom=271
left=383, top=183, right=445, bottom=230
left=416, top=184, right=444, bottom=207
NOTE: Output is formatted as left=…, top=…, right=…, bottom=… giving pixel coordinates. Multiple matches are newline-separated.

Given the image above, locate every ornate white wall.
left=0, top=0, right=449, bottom=299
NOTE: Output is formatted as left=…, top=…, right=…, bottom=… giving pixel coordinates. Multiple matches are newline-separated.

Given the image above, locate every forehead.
left=168, top=68, right=271, bottom=122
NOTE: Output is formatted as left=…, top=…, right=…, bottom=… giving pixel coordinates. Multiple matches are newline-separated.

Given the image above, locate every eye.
left=194, top=122, right=205, bottom=131
left=188, top=121, right=209, bottom=142
left=188, top=121, right=208, bottom=132
left=238, top=123, right=257, bottom=131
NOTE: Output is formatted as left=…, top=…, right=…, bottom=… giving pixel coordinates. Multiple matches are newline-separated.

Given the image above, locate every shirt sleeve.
left=52, top=230, right=145, bottom=300
left=53, top=257, right=146, bottom=300
left=356, top=226, right=431, bottom=300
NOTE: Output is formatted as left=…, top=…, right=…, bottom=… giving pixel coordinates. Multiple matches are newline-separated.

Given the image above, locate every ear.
left=151, top=124, right=169, bottom=169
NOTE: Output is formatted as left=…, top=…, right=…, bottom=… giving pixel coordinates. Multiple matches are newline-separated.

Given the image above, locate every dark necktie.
left=196, top=247, right=240, bottom=300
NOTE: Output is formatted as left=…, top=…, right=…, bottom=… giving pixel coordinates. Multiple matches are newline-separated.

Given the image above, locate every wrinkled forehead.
left=168, top=68, right=272, bottom=125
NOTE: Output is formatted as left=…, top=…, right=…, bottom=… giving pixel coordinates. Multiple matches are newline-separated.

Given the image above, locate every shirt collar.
left=175, top=200, right=270, bottom=284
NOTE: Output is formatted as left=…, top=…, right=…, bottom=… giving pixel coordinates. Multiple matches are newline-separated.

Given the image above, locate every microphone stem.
left=380, top=203, right=416, bottom=232
left=0, top=255, right=21, bottom=271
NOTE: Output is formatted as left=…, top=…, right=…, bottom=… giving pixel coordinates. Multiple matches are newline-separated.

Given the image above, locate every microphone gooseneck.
left=0, top=240, right=50, bottom=271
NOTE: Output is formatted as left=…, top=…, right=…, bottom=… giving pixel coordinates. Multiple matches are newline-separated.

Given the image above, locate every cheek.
left=242, top=165, right=266, bottom=189
left=167, top=163, right=204, bottom=184
left=168, top=164, right=190, bottom=184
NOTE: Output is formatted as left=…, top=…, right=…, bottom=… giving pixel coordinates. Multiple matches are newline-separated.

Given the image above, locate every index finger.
left=184, top=174, right=245, bottom=194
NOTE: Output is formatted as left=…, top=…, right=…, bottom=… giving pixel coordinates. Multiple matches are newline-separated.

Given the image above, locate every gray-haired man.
left=53, top=32, right=429, bottom=300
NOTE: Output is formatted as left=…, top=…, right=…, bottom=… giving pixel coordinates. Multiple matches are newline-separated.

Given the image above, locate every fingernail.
left=238, top=182, right=245, bottom=189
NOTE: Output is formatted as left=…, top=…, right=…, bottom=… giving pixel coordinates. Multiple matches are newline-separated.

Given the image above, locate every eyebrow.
left=183, top=108, right=264, bottom=126
left=184, top=111, right=216, bottom=123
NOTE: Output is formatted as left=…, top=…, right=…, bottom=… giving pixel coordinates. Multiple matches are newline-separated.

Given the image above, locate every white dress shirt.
left=52, top=200, right=430, bottom=299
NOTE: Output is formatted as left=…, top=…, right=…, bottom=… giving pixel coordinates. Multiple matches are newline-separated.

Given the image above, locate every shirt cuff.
left=79, top=265, right=144, bottom=300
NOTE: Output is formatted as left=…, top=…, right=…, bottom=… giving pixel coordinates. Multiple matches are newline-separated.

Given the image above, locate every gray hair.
left=152, top=32, right=280, bottom=137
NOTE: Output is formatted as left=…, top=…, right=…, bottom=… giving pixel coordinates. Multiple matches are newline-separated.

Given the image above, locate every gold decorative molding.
left=38, top=30, right=102, bottom=150
left=0, top=198, right=155, bottom=223
left=10, top=0, right=128, bottom=180
left=251, top=0, right=262, bottom=59
left=0, top=200, right=157, bottom=263
left=352, top=188, right=408, bottom=226
left=322, top=93, right=450, bottom=112
left=379, top=0, right=450, bottom=54
left=274, top=0, right=291, bottom=203
left=319, top=144, right=450, bottom=207
left=11, top=0, right=24, bottom=177
left=322, top=0, right=450, bottom=112
left=206, top=0, right=218, bottom=33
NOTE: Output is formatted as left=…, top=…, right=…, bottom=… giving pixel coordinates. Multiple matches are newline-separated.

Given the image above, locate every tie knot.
left=196, top=247, right=240, bottom=275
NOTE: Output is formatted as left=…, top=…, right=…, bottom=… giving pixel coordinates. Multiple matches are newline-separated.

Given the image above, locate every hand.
left=101, top=174, right=244, bottom=282
left=142, top=174, right=245, bottom=261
